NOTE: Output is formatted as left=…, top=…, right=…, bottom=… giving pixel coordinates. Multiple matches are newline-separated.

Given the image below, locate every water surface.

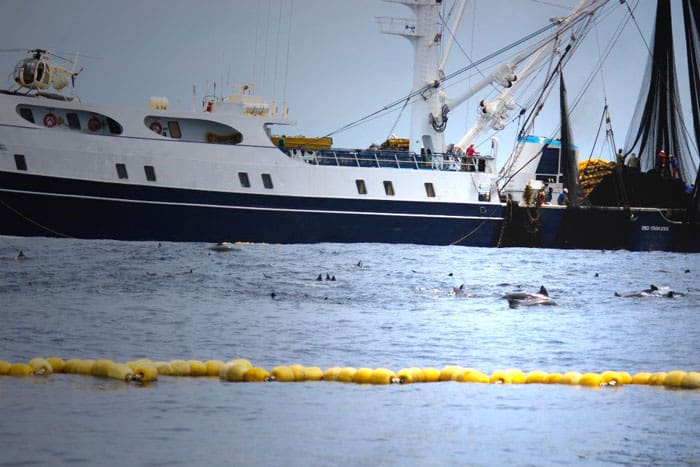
left=1, top=238, right=698, bottom=465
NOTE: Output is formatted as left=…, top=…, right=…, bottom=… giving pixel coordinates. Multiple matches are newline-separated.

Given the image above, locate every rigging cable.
left=323, top=21, right=559, bottom=139
left=282, top=0, right=294, bottom=105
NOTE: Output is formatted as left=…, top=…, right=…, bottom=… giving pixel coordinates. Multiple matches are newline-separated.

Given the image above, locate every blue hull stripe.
left=0, top=171, right=504, bottom=245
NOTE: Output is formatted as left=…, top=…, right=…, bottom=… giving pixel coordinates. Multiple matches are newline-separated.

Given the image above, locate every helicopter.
left=5, top=49, right=82, bottom=92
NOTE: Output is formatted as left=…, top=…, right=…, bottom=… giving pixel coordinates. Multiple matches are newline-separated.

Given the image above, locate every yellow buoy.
left=187, top=360, right=207, bottom=377
left=369, top=368, right=395, bottom=385
left=336, top=367, right=357, bottom=383
left=396, top=367, right=421, bottom=384
left=459, top=370, right=490, bottom=384
left=421, top=367, right=441, bottom=383
left=91, top=359, right=114, bottom=378
left=46, top=357, right=64, bottom=373
left=579, top=373, right=604, bottom=387
left=323, top=367, right=342, bottom=381
left=681, top=372, right=700, bottom=389
left=648, top=372, right=668, bottom=386
left=439, top=365, right=464, bottom=382
left=108, top=363, right=134, bottom=381
left=243, top=367, right=270, bottom=382
left=353, top=367, right=374, bottom=384
left=559, top=372, right=582, bottom=385
left=505, top=368, right=527, bottom=384
left=75, top=359, right=95, bottom=375
left=547, top=372, right=562, bottom=384
left=229, top=358, right=253, bottom=370
left=663, top=370, right=687, bottom=388
left=126, top=359, right=153, bottom=370
left=28, top=357, right=52, bottom=376
left=204, top=360, right=225, bottom=377
left=271, top=366, right=296, bottom=382
left=220, top=362, right=249, bottom=382
left=304, top=367, right=323, bottom=381
left=490, top=370, right=512, bottom=384
left=62, top=359, right=81, bottom=374
left=169, top=360, right=191, bottom=376
left=9, top=363, right=33, bottom=376
left=631, top=372, right=652, bottom=384
left=131, top=363, right=159, bottom=382
left=0, top=359, right=11, bottom=375
left=600, top=371, right=624, bottom=386
left=526, top=371, right=550, bottom=384
left=154, top=361, right=174, bottom=376
left=288, top=364, right=307, bottom=381
left=618, top=371, right=632, bottom=385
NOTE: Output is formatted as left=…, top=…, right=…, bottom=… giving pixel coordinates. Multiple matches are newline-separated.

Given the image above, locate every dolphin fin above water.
left=615, top=284, right=683, bottom=298
left=504, top=285, right=556, bottom=308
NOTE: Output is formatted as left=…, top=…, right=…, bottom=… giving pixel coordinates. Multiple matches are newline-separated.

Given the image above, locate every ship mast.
left=378, top=0, right=457, bottom=154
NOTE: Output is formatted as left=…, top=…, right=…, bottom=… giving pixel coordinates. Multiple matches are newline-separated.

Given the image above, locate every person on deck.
left=545, top=187, right=554, bottom=203
left=626, top=153, right=639, bottom=172
left=669, top=153, right=679, bottom=179
left=465, top=144, right=478, bottom=171
left=656, top=150, right=666, bottom=173
left=557, top=188, right=569, bottom=206
left=616, top=148, right=625, bottom=167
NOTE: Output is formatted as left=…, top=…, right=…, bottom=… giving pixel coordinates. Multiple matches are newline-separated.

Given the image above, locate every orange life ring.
left=43, top=113, right=57, bottom=128
left=88, top=116, right=102, bottom=132
left=149, top=121, right=162, bottom=134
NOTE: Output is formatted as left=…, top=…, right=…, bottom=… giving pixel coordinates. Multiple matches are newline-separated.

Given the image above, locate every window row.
left=355, top=179, right=435, bottom=197
left=12, top=155, right=433, bottom=198
left=17, top=106, right=123, bottom=134
left=115, top=163, right=157, bottom=182
left=12, top=155, right=157, bottom=183
left=238, top=172, right=274, bottom=189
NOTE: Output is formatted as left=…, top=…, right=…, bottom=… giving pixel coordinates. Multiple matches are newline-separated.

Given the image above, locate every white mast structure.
left=378, top=0, right=465, bottom=154
left=377, top=0, right=609, bottom=156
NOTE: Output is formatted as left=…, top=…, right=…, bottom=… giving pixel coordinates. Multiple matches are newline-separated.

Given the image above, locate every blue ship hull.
left=501, top=202, right=700, bottom=252
left=0, top=171, right=504, bottom=246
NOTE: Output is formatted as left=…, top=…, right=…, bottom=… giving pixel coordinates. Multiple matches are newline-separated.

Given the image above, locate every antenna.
left=192, top=83, right=196, bottom=112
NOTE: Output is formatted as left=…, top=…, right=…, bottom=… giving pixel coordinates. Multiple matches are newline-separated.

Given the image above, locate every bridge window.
left=14, top=154, right=27, bottom=171
left=116, top=163, right=128, bottom=179
left=424, top=182, right=435, bottom=197
left=356, top=179, right=367, bottom=195
left=262, top=173, right=273, bottom=189
left=66, top=113, right=81, bottom=130
left=144, top=165, right=156, bottom=182
left=383, top=180, right=395, bottom=196
left=18, top=107, right=34, bottom=123
left=107, top=118, right=123, bottom=135
left=238, top=172, right=250, bottom=188
left=168, top=121, right=181, bottom=139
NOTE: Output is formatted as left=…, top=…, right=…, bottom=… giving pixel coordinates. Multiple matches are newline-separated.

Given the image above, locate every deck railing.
left=286, top=148, right=493, bottom=173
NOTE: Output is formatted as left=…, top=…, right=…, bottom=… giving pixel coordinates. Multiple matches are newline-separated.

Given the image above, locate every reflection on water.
left=1, top=238, right=699, bottom=465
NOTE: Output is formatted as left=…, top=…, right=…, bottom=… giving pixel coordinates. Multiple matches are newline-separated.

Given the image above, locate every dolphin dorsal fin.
left=650, top=284, right=658, bottom=291
left=539, top=285, right=548, bottom=296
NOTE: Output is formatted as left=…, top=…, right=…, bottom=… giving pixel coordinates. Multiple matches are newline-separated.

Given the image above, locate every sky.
left=0, top=0, right=690, bottom=168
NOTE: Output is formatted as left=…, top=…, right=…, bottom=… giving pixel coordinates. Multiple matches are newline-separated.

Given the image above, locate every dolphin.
left=208, top=242, right=238, bottom=252
left=504, top=286, right=556, bottom=308
left=452, top=284, right=471, bottom=297
left=615, top=284, right=682, bottom=298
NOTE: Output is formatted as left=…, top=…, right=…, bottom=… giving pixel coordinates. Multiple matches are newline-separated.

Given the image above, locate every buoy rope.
left=1, top=357, right=698, bottom=389
left=0, top=198, right=74, bottom=239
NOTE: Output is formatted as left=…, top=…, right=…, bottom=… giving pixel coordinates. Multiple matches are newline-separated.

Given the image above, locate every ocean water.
left=1, top=237, right=699, bottom=466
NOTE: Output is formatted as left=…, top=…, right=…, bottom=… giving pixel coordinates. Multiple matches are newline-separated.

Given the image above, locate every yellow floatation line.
left=1, top=358, right=699, bottom=389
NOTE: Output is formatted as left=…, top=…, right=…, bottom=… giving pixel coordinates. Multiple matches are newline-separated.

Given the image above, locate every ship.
left=0, top=0, right=698, bottom=251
